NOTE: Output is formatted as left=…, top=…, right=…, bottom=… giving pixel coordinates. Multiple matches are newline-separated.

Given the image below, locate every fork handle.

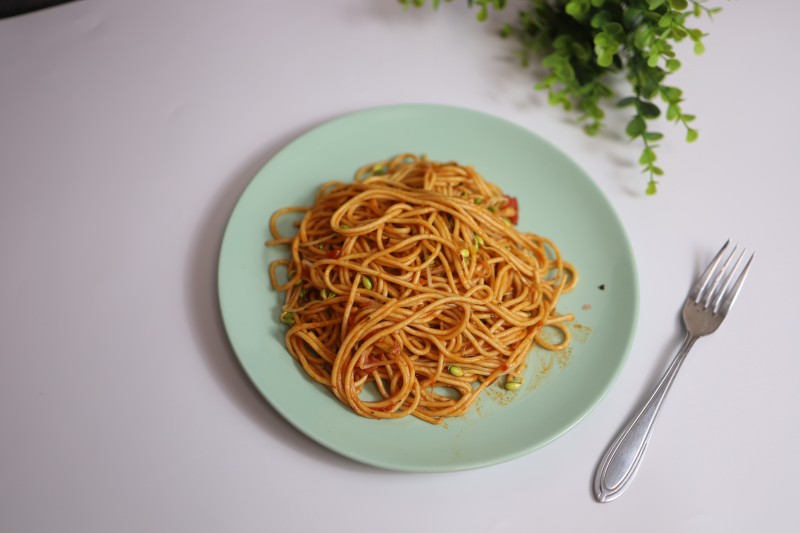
left=593, top=332, right=698, bottom=502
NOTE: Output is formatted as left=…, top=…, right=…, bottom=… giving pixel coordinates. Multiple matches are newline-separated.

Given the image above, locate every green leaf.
left=686, top=128, right=699, bottom=142
left=652, top=166, right=665, bottom=176
left=661, top=86, right=683, bottom=102
left=666, top=58, right=681, bottom=71
left=647, top=54, right=660, bottom=67
left=559, top=61, right=577, bottom=81
left=633, top=25, right=652, bottom=50
left=597, top=51, right=614, bottom=67
left=584, top=122, right=601, bottom=135
left=688, top=28, right=703, bottom=40
left=693, top=41, right=706, bottom=55
left=658, top=13, right=672, bottom=28
left=623, top=7, right=644, bottom=28
left=648, top=0, right=666, bottom=9
left=666, top=104, right=680, bottom=120
left=432, top=0, right=441, bottom=8
left=617, top=96, right=639, bottom=108
left=644, top=131, right=664, bottom=141
left=477, top=4, right=489, bottom=21
left=682, top=114, right=696, bottom=123
left=572, top=41, right=592, bottom=62
left=541, top=54, right=564, bottom=68
left=594, top=32, right=613, bottom=47
left=646, top=180, right=658, bottom=195
left=626, top=116, right=646, bottom=137
left=591, top=11, right=612, bottom=29
left=548, top=92, right=572, bottom=110
left=639, top=147, right=657, bottom=164
left=639, top=101, right=661, bottom=118
left=602, top=22, right=625, bottom=41
left=553, top=34, right=573, bottom=50
left=671, top=27, right=687, bottom=40
left=565, top=1, right=582, bottom=17
left=641, top=77, right=662, bottom=100
left=670, top=0, right=688, bottom=10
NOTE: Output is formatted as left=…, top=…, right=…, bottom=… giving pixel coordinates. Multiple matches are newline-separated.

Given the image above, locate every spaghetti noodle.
left=267, top=154, right=577, bottom=424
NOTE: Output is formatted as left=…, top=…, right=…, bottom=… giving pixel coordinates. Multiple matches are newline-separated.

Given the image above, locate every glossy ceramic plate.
left=218, top=104, right=638, bottom=472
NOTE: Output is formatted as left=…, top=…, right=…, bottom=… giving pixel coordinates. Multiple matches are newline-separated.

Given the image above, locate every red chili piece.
left=503, top=195, right=519, bottom=225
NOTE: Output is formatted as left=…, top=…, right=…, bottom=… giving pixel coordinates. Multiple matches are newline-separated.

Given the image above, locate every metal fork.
left=593, top=240, right=754, bottom=503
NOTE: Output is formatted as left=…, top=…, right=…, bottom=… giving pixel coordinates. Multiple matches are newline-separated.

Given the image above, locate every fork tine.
left=689, top=239, right=730, bottom=303
left=712, top=247, right=746, bottom=312
left=718, top=252, right=754, bottom=316
left=704, top=244, right=739, bottom=308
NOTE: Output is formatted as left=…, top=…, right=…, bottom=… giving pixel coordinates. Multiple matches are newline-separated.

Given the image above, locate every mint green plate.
left=218, top=104, right=638, bottom=472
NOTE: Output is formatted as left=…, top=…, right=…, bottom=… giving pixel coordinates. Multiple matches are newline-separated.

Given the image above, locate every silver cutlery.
left=593, top=240, right=754, bottom=502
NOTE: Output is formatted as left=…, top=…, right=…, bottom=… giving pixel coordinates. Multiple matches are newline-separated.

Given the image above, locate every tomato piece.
left=503, top=195, right=519, bottom=225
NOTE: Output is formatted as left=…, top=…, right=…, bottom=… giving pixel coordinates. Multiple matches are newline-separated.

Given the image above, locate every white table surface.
left=1, top=1, right=797, bottom=531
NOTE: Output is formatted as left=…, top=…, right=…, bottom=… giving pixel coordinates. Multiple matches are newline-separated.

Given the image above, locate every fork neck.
left=652, top=332, right=697, bottom=400
left=676, top=331, right=699, bottom=363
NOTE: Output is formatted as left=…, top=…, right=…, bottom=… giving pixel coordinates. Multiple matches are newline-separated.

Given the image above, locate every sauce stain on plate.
left=478, top=321, right=593, bottom=409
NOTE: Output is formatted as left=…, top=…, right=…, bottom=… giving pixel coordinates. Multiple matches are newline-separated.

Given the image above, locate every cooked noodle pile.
left=267, top=154, right=577, bottom=424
